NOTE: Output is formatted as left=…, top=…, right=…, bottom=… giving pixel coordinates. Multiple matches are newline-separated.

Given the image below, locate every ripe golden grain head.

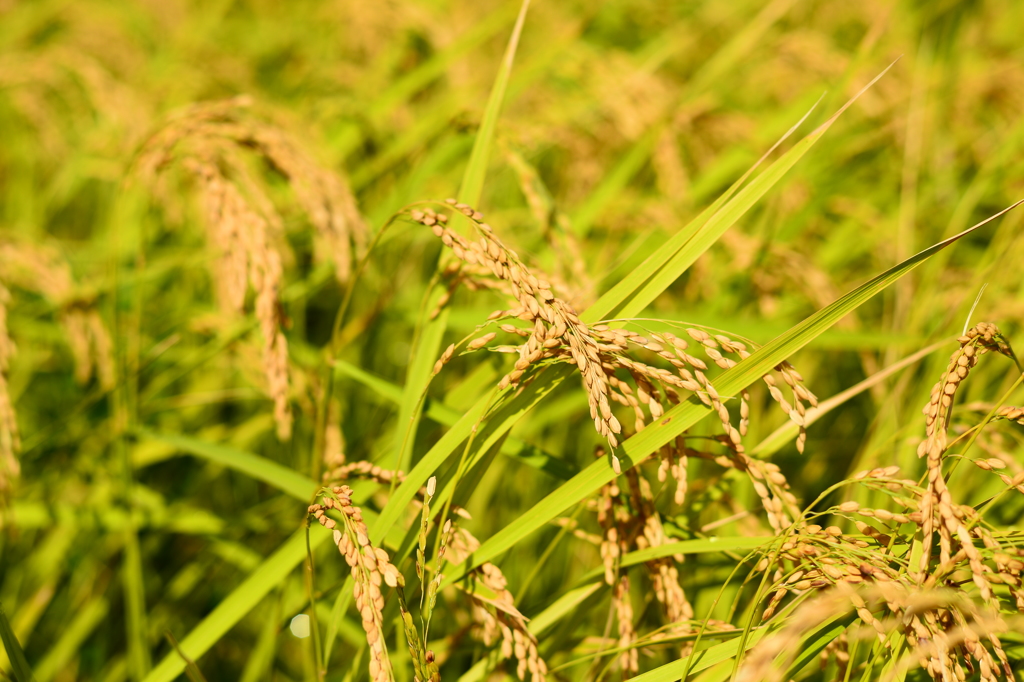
left=411, top=201, right=817, bottom=490
left=310, top=486, right=404, bottom=682
left=0, top=240, right=119, bottom=497
left=132, top=99, right=374, bottom=440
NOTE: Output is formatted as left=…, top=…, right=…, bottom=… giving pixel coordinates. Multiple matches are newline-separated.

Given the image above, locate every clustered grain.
left=739, top=583, right=1014, bottom=682
left=0, top=240, right=115, bottom=496
left=410, top=200, right=816, bottom=479
left=447, top=524, right=548, bottom=682
left=917, top=324, right=1018, bottom=584
left=309, top=486, right=403, bottom=682
left=134, top=97, right=369, bottom=440
left=593, top=447, right=695, bottom=669
left=749, top=321, right=1024, bottom=682
left=315, top=466, right=545, bottom=682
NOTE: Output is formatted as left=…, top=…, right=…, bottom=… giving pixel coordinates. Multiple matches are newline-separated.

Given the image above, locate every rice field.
left=2, top=1, right=1024, bottom=681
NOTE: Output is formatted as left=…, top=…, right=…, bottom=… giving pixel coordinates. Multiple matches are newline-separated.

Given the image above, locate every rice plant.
left=2, top=1, right=1024, bottom=681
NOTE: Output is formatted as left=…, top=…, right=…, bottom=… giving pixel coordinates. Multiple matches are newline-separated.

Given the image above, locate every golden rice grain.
left=309, top=486, right=402, bottom=682
left=412, top=202, right=818, bottom=483
left=445, top=524, right=548, bottom=682
left=133, top=99, right=371, bottom=439
left=0, top=240, right=114, bottom=391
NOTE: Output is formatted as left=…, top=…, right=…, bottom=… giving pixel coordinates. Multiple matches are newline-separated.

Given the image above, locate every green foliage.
left=2, top=1, right=1024, bottom=681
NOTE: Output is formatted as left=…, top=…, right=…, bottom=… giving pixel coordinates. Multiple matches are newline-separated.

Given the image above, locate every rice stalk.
left=132, top=97, right=368, bottom=439
left=0, top=239, right=116, bottom=497
left=309, top=486, right=404, bottom=682
left=745, top=325, right=1024, bottom=680
left=318, top=467, right=548, bottom=682
left=407, top=200, right=815, bottom=480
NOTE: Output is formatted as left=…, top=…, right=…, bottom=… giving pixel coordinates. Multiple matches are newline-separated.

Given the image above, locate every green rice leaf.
left=142, top=528, right=331, bottom=682
left=135, top=429, right=318, bottom=501
left=0, top=600, right=37, bottom=682
left=391, top=0, right=530, bottom=481
left=458, top=0, right=531, bottom=205
left=580, top=536, right=771, bottom=582
left=627, top=629, right=768, bottom=681
left=527, top=583, right=603, bottom=636
left=583, top=61, right=898, bottom=324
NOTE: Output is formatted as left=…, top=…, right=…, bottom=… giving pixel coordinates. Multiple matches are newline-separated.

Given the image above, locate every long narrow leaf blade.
left=580, top=96, right=818, bottom=324
left=136, top=430, right=318, bottom=501
left=583, top=61, right=897, bottom=324
left=393, top=0, right=530, bottom=478
left=458, top=0, right=530, bottom=204
left=142, top=528, right=331, bottom=682
left=0, top=601, right=37, bottom=682
left=579, top=536, right=771, bottom=582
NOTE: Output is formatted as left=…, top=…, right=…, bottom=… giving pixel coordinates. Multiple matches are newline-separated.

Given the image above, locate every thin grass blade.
left=142, top=528, right=331, bottom=682
left=392, top=0, right=530, bottom=480
left=0, top=600, right=37, bottom=682
left=584, top=60, right=899, bottom=324
left=136, top=429, right=318, bottom=501
left=580, top=94, right=820, bottom=323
